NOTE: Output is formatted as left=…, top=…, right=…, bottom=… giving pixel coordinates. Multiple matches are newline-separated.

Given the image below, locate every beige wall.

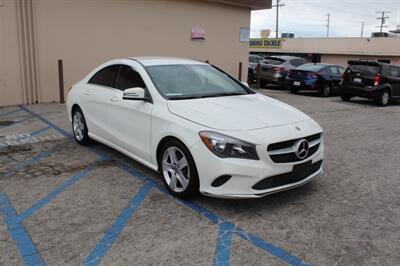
left=320, top=54, right=400, bottom=68
left=1, top=0, right=257, bottom=106
left=0, top=0, right=23, bottom=106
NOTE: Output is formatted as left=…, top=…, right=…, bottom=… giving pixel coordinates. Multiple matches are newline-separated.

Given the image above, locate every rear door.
left=384, top=65, right=400, bottom=97
left=84, top=65, right=119, bottom=140
left=328, top=66, right=342, bottom=89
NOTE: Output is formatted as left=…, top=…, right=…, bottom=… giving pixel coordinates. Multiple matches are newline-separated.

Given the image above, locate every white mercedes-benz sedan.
left=66, top=57, right=324, bottom=199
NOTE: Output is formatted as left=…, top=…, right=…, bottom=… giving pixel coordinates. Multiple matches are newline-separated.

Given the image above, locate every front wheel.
left=376, top=90, right=390, bottom=106
left=160, top=140, right=199, bottom=198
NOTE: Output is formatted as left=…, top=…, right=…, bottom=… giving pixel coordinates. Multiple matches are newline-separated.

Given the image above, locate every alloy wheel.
left=162, top=147, right=190, bottom=193
left=382, top=91, right=389, bottom=105
left=73, top=111, right=85, bottom=141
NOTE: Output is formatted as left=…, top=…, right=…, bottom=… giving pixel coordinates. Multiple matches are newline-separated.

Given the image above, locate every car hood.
left=167, top=93, right=311, bottom=131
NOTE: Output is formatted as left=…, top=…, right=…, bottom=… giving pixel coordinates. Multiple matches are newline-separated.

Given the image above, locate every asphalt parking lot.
left=1, top=88, right=400, bottom=266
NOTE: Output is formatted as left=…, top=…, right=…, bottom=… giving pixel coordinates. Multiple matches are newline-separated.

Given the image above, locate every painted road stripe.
left=0, top=193, right=45, bottom=266
left=214, top=222, right=234, bottom=266
left=13, top=162, right=98, bottom=224
left=19, top=105, right=72, bottom=138
left=84, top=181, right=154, bottom=266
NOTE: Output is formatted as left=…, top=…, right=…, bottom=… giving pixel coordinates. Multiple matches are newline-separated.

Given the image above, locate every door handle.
left=84, top=90, right=91, bottom=96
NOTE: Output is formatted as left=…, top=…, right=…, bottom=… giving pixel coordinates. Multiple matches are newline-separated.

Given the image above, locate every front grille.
left=267, top=133, right=321, bottom=163
left=252, top=160, right=322, bottom=190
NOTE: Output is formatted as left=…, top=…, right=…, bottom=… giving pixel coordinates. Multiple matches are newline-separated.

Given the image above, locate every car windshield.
left=262, top=58, right=285, bottom=65
left=349, top=64, right=379, bottom=77
left=296, top=63, right=325, bottom=72
left=146, top=64, right=252, bottom=100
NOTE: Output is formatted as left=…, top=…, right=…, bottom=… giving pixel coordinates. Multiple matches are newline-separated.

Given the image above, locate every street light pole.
left=273, top=0, right=285, bottom=38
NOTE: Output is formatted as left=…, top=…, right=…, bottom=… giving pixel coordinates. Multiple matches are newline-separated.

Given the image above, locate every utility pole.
left=376, top=11, right=390, bottom=33
left=272, top=0, right=285, bottom=38
left=361, top=21, right=364, bottom=37
left=325, top=13, right=330, bottom=38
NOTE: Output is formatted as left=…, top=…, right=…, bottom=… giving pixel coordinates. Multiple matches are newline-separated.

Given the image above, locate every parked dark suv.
left=340, top=60, right=400, bottom=106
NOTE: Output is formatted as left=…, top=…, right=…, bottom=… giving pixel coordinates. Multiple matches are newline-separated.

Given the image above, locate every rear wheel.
left=247, top=72, right=254, bottom=84
left=376, top=90, right=390, bottom=106
left=72, top=107, right=91, bottom=145
left=319, top=84, right=331, bottom=97
left=290, top=87, right=298, bottom=94
left=340, top=95, right=352, bottom=102
left=160, top=139, right=199, bottom=198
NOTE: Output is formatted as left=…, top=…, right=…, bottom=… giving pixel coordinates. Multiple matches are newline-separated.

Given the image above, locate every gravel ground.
left=0, top=89, right=399, bottom=266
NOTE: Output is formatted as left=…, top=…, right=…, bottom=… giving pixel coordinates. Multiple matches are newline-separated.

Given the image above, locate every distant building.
left=250, top=37, right=400, bottom=67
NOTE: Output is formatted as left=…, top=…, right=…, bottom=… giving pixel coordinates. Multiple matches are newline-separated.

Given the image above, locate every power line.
left=376, top=11, right=390, bottom=33
left=272, top=0, right=285, bottom=38
left=325, top=13, right=330, bottom=38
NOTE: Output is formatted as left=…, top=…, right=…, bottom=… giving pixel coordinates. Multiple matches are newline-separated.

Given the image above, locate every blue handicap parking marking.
left=0, top=193, right=45, bottom=266
left=0, top=105, right=313, bottom=266
left=84, top=181, right=154, bottom=266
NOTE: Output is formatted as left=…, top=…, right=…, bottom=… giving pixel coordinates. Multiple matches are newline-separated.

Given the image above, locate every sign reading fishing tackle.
left=249, top=38, right=283, bottom=48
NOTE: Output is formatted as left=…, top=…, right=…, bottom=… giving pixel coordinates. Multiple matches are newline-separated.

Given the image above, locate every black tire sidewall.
left=72, top=108, right=91, bottom=145
left=159, top=139, right=200, bottom=198
left=320, top=84, right=330, bottom=97
left=377, top=90, right=389, bottom=106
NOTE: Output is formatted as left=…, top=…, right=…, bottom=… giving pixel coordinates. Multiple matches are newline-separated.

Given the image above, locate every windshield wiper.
left=200, top=92, right=246, bottom=98
left=168, top=95, right=203, bottom=100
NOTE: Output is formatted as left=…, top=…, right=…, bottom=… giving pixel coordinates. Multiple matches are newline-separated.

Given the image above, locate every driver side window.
left=116, top=65, right=147, bottom=91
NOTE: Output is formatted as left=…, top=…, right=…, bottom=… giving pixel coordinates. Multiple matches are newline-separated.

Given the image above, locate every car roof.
left=265, top=55, right=304, bottom=60
left=128, top=57, right=207, bottom=66
left=302, top=63, right=339, bottom=67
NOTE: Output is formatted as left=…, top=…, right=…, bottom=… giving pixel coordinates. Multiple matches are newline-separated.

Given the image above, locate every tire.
left=247, top=72, right=254, bottom=85
left=290, top=87, right=298, bottom=94
left=72, top=107, right=91, bottom=145
left=376, top=90, right=390, bottom=106
left=319, top=84, right=331, bottom=97
left=340, top=95, right=352, bottom=102
left=159, top=139, right=199, bottom=198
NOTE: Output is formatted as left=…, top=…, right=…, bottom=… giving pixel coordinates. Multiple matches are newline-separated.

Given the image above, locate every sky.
left=250, top=0, right=400, bottom=38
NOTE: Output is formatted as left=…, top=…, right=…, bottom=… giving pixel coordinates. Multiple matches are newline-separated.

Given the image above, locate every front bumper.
left=189, top=123, right=324, bottom=199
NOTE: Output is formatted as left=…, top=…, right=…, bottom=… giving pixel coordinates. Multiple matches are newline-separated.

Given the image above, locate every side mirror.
left=241, top=81, right=249, bottom=87
left=123, top=87, right=150, bottom=102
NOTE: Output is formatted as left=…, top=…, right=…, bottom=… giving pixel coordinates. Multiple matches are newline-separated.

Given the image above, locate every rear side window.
left=348, top=64, right=379, bottom=77
left=116, top=65, right=146, bottom=91
left=386, top=66, right=400, bottom=78
left=88, top=65, right=119, bottom=87
left=328, top=66, right=340, bottom=75
left=262, top=58, right=285, bottom=65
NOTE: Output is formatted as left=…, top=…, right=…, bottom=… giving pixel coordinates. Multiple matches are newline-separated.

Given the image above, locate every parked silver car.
left=257, top=56, right=308, bottom=86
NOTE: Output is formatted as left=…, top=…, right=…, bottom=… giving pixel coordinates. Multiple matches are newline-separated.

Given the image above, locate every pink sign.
left=191, top=27, right=205, bottom=41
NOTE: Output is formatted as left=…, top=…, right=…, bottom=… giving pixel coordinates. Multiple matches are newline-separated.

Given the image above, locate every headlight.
left=199, top=131, right=259, bottom=160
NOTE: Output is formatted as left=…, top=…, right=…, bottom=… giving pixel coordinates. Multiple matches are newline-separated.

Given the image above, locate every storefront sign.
left=249, top=38, right=282, bottom=48
left=192, top=27, right=205, bottom=41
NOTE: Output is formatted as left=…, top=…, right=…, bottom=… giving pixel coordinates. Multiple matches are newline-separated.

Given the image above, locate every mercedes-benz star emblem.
left=295, top=139, right=309, bottom=160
